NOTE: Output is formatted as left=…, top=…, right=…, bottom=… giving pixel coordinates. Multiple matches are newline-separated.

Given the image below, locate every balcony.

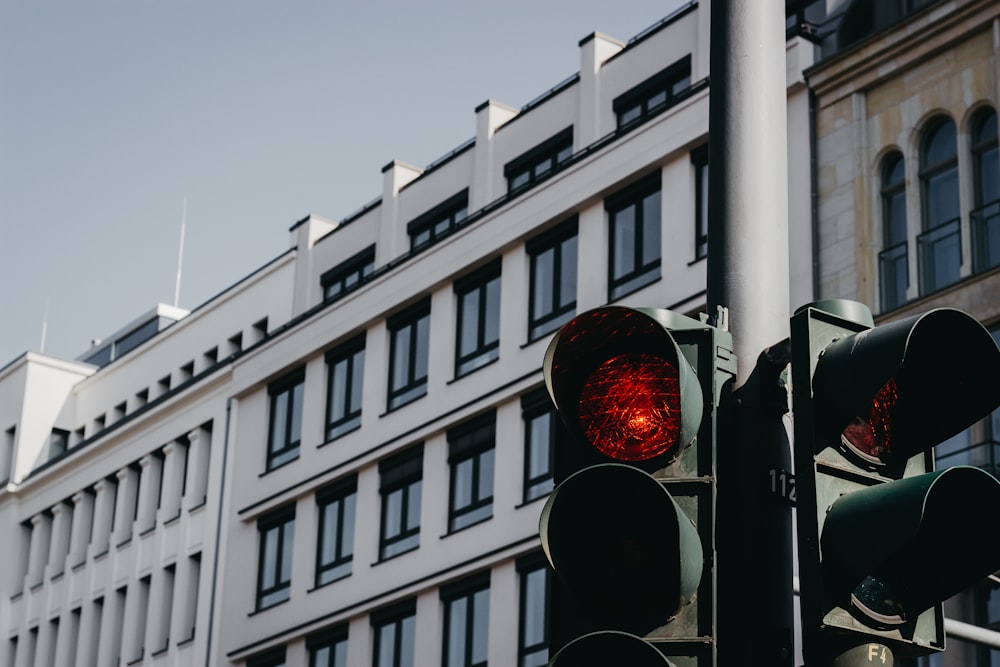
left=917, top=217, right=961, bottom=296
left=972, top=200, right=1000, bottom=274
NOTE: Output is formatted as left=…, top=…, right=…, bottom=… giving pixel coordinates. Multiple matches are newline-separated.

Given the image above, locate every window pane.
left=261, top=529, right=278, bottom=589
left=289, top=383, right=304, bottom=445
left=641, top=190, right=662, bottom=267
left=392, top=327, right=411, bottom=391
left=406, top=480, right=421, bottom=530
left=532, top=248, right=555, bottom=320
left=613, top=207, right=636, bottom=279
left=384, top=489, right=402, bottom=540
left=271, top=393, right=288, bottom=451
left=460, top=290, right=480, bottom=356
left=342, top=493, right=356, bottom=558
left=453, top=459, right=473, bottom=510
left=926, top=121, right=957, bottom=166
left=484, top=277, right=500, bottom=346
left=927, top=168, right=960, bottom=227
left=350, top=350, right=365, bottom=414
left=280, top=520, right=295, bottom=582
left=414, top=316, right=430, bottom=382
left=478, top=449, right=495, bottom=502
left=560, top=235, right=577, bottom=309
left=321, top=501, right=340, bottom=563
left=523, top=568, right=546, bottom=646
left=331, top=361, right=348, bottom=422
left=472, top=589, right=489, bottom=664
left=446, top=598, right=467, bottom=667
left=400, top=615, right=415, bottom=667
left=528, top=414, right=551, bottom=479
left=377, top=623, right=396, bottom=667
left=886, top=190, right=907, bottom=246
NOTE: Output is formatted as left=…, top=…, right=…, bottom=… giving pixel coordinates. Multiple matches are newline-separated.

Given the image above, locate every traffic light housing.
left=791, top=300, right=1000, bottom=662
left=539, top=306, right=735, bottom=666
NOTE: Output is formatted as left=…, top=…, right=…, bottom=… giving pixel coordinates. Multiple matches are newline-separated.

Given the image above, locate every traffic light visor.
left=813, top=309, right=1000, bottom=466
left=544, top=307, right=703, bottom=465
left=549, top=631, right=677, bottom=666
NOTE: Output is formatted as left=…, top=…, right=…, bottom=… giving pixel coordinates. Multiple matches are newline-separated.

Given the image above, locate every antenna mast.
left=174, top=197, right=187, bottom=308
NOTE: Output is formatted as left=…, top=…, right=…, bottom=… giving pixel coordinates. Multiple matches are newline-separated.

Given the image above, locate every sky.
left=0, top=0, right=686, bottom=367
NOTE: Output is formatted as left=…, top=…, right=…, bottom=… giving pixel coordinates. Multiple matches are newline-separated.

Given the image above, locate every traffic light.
left=791, top=299, right=1000, bottom=663
left=539, top=306, right=735, bottom=666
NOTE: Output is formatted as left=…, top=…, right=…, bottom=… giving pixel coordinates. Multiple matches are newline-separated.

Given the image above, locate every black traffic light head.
left=550, top=631, right=678, bottom=667
left=792, top=300, right=1000, bottom=661
left=543, top=306, right=704, bottom=472
left=539, top=464, right=703, bottom=635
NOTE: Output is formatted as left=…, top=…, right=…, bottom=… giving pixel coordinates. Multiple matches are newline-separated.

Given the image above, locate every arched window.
left=971, top=108, right=999, bottom=273
left=879, top=152, right=908, bottom=310
left=918, top=117, right=960, bottom=294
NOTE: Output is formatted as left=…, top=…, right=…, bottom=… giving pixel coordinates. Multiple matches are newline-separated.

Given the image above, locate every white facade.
left=1, top=3, right=819, bottom=666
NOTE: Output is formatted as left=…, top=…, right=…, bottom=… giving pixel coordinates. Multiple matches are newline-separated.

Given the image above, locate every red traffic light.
left=578, top=352, right=681, bottom=462
left=544, top=307, right=703, bottom=468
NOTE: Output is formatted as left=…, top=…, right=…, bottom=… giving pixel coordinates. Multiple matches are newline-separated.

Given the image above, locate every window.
left=527, top=219, right=577, bottom=341
left=308, top=625, right=348, bottom=667
left=316, top=476, right=356, bottom=586
left=522, top=390, right=559, bottom=503
left=613, top=56, right=692, bottom=129
left=448, top=414, right=495, bottom=532
left=918, top=117, right=961, bottom=295
left=387, top=301, right=430, bottom=410
left=48, top=429, right=70, bottom=460
left=692, top=145, right=709, bottom=260
left=407, top=190, right=469, bottom=251
left=504, top=128, right=573, bottom=194
left=325, top=336, right=365, bottom=440
left=517, top=555, right=550, bottom=667
left=248, top=647, right=287, bottom=667
left=442, top=575, right=490, bottom=667
left=267, top=369, right=305, bottom=470
left=455, top=262, right=501, bottom=377
left=607, top=174, right=662, bottom=300
left=379, top=446, right=423, bottom=559
left=371, top=601, right=416, bottom=667
left=880, top=151, right=909, bottom=311
left=256, top=506, right=295, bottom=609
left=971, top=108, right=999, bottom=274
left=322, top=246, right=375, bottom=302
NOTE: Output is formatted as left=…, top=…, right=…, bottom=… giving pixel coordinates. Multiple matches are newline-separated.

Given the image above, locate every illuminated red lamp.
left=544, top=307, right=702, bottom=468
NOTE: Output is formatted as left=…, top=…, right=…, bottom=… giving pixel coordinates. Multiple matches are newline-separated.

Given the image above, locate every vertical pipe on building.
left=205, top=399, right=232, bottom=667
left=708, top=0, right=794, bottom=664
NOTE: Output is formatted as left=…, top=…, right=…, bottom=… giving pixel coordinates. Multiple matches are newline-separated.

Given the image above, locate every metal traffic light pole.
left=706, top=1, right=794, bottom=665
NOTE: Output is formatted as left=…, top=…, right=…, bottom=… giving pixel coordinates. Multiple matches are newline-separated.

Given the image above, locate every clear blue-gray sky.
left=0, top=0, right=682, bottom=365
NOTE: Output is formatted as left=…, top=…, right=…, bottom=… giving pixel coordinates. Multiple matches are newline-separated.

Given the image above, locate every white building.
left=2, top=2, right=823, bottom=666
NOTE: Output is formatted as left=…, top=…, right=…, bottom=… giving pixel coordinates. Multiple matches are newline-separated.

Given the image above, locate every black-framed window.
left=267, top=369, right=305, bottom=470
left=379, top=446, right=423, bottom=559
left=521, top=390, right=560, bottom=503
left=48, top=429, right=70, bottom=460
left=441, top=575, right=490, bottom=667
left=387, top=301, right=430, bottom=411
left=919, top=116, right=961, bottom=294
left=880, top=151, right=909, bottom=311
left=322, top=246, right=375, bottom=303
left=448, top=414, right=495, bottom=532
left=371, top=600, right=416, bottom=667
left=248, top=647, right=287, bottom=667
left=256, top=506, right=295, bottom=610
left=505, top=128, right=573, bottom=194
left=326, top=336, right=365, bottom=440
left=972, top=108, right=999, bottom=209
left=527, top=219, right=577, bottom=341
left=455, top=262, right=501, bottom=377
left=316, top=476, right=357, bottom=586
left=308, top=625, right=348, bottom=667
left=517, top=554, right=550, bottom=667
left=607, top=174, right=662, bottom=300
left=613, top=56, right=692, bottom=129
left=692, top=144, right=709, bottom=260
left=408, top=191, right=469, bottom=251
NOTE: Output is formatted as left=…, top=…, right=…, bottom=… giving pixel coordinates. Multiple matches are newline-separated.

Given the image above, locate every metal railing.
left=972, top=199, right=1000, bottom=274
left=917, top=216, right=961, bottom=295
left=878, top=241, right=908, bottom=311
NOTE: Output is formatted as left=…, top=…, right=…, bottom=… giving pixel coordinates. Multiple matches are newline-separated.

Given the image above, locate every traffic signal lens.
left=578, top=352, right=681, bottom=462
left=840, top=378, right=899, bottom=465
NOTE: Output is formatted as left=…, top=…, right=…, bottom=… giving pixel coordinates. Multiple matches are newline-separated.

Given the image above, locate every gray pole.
left=708, top=1, right=794, bottom=665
